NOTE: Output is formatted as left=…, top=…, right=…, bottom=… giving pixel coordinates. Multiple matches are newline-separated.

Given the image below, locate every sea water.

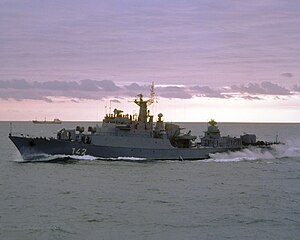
left=0, top=122, right=299, bottom=240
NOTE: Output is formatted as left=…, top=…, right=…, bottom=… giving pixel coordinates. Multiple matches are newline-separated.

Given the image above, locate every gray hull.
left=9, top=135, right=241, bottom=161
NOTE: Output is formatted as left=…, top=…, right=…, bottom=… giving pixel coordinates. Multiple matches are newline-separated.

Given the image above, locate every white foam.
left=12, top=150, right=25, bottom=162
left=209, top=148, right=275, bottom=162
left=26, top=154, right=65, bottom=162
left=208, top=139, right=300, bottom=162
left=272, top=140, right=300, bottom=158
left=67, top=155, right=98, bottom=161
left=98, top=156, right=147, bottom=161
left=14, top=154, right=98, bottom=162
left=15, top=153, right=147, bottom=162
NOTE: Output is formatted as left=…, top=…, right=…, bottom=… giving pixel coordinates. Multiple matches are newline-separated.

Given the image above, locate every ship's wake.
left=209, top=139, right=300, bottom=162
left=208, top=148, right=275, bottom=162
left=14, top=154, right=148, bottom=163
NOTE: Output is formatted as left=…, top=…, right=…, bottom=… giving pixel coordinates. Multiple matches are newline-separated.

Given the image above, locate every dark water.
left=1, top=122, right=300, bottom=239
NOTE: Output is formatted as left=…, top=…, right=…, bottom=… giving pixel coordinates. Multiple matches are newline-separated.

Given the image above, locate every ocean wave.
left=99, top=156, right=147, bottom=161
left=209, top=140, right=300, bottom=162
left=273, top=139, right=300, bottom=158
left=208, top=148, right=275, bottom=162
left=14, top=154, right=98, bottom=162
left=14, top=154, right=147, bottom=163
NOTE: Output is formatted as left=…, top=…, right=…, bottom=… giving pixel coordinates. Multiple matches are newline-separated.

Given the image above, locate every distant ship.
left=32, top=118, right=62, bottom=124
left=10, top=84, right=275, bottom=161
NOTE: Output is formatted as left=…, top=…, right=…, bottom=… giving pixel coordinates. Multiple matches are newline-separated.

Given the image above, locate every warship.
left=9, top=85, right=266, bottom=161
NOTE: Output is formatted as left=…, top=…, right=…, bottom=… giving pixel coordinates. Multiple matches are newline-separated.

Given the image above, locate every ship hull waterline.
left=9, top=135, right=242, bottom=161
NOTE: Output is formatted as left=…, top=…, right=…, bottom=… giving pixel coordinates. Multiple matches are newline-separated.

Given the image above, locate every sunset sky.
left=0, top=0, right=300, bottom=122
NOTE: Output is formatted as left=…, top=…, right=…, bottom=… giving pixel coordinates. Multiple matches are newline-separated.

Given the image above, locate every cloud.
left=1, top=1, right=300, bottom=87
left=0, top=88, right=53, bottom=102
left=231, top=83, right=266, bottom=95
left=261, top=81, right=291, bottom=95
left=0, top=79, right=295, bottom=102
left=124, top=83, right=148, bottom=91
left=97, top=80, right=120, bottom=91
left=242, top=95, right=262, bottom=100
left=190, top=86, right=227, bottom=99
left=230, top=81, right=291, bottom=96
left=110, top=99, right=121, bottom=103
left=280, top=73, right=293, bottom=78
left=0, top=79, right=121, bottom=99
left=156, top=86, right=192, bottom=99
left=293, top=85, right=300, bottom=92
left=0, top=79, right=30, bottom=89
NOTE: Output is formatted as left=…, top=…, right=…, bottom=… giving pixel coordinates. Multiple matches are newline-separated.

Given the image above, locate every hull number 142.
left=72, top=148, right=87, bottom=155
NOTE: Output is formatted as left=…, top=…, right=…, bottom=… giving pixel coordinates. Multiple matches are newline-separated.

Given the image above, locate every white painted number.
left=72, top=148, right=87, bottom=155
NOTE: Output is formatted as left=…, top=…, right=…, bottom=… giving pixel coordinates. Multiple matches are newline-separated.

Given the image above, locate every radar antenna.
left=208, top=119, right=217, bottom=126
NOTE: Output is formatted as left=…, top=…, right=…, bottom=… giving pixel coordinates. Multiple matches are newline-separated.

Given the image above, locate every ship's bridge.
left=103, top=108, right=135, bottom=124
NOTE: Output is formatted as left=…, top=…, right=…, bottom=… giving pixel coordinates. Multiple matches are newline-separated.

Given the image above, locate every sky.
left=0, top=0, right=300, bottom=122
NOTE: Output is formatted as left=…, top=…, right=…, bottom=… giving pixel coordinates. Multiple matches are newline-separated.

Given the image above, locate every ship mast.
left=149, top=81, right=155, bottom=105
left=134, top=82, right=155, bottom=123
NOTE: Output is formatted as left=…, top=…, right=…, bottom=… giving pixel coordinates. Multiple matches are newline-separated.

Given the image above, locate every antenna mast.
left=9, top=122, right=12, bottom=137
left=149, top=81, right=155, bottom=105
